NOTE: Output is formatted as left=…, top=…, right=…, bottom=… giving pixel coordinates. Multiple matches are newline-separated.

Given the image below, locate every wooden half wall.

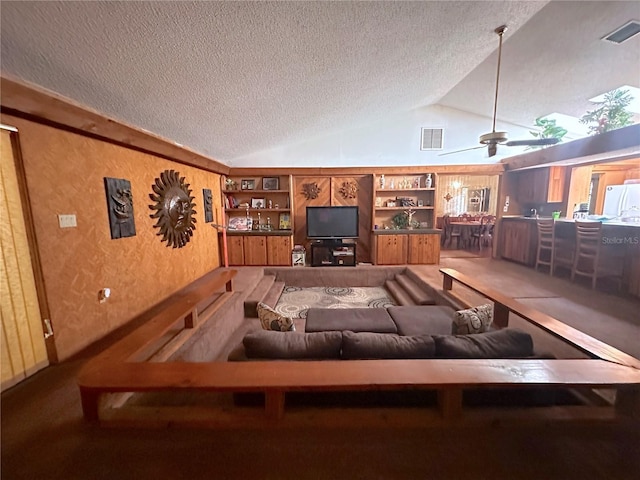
left=1, top=114, right=223, bottom=361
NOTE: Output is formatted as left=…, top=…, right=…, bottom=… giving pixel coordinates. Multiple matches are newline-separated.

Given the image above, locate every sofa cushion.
left=257, top=302, right=295, bottom=332
left=243, top=330, right=342, bottom=359
left=452, top=304, right=493, bottom=334
left=341, top=331, right=435, bottom=360
left=305, top=308, right=397, bottom=333
left=387, top=305, right=456, bottom=336
left=434, top=329, right=534, bottom=359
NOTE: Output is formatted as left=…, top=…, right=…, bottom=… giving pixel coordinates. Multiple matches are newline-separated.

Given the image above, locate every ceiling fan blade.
left=438, top=145, right=485, bottom=156
left=505, top=138, right=560, bottom=147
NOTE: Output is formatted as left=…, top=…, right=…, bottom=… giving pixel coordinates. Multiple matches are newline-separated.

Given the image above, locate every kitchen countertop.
left=501, top=216, right=640, bottom=228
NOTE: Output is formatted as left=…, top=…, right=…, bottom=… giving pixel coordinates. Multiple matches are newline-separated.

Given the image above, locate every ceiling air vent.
left=602, top=20, right=640, bottom=44
left=420, top=128, right=444, bottom=151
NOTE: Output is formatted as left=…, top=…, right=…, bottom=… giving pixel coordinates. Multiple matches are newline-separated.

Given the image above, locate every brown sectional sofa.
left=230, top=328, right=535, bottom=361
left=228, top=305, right=537, bottom=361
left=227, top=305, right=584, bottom=410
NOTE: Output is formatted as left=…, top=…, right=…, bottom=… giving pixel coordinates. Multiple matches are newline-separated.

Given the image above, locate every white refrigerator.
left=602, top=184, right=640, bottom=217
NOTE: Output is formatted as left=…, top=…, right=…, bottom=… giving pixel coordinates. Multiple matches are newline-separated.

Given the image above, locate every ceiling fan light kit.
left=479, top=131, right=508, bottom=145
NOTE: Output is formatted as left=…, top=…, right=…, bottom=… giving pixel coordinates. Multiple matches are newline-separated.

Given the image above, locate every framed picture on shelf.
left=228, top=216, right=251, bottom=231
left=241, top=179, right=255, bottom=190
left=251, top=198, right=265, bottom=209
left=279, top=213, right=291, bottom=230
left=262, top=177, right=280, bottom=190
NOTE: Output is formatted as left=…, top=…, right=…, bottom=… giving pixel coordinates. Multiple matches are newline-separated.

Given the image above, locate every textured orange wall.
left=2, top=114, right=223, bottom=360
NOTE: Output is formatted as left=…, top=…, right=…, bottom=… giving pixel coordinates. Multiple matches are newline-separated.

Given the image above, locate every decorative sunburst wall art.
left=302, top=182, right=320, bottom=200
left=339, top=181, right=358, bottom=199
left=104, top=177, right=136, bottom=239
left=148, top=170, right=197, bottom=248
left=203, top=188, right=213, bottom=223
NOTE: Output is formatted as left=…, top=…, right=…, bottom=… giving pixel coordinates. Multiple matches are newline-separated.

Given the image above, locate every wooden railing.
left=77, top=268, right=640, bottom=427
left=440, top=267, right=640, bottom=370
left=78, top=268, right=237, bottom=420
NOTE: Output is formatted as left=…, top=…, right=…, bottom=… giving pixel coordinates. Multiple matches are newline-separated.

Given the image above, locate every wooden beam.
left=493, top=303, right=510, bottom=329
left=502, top=124, right=640, bottom=171
left=1, top=76, right=229, bottom=175
left=228, top=164, right=505, bottom=177
left=265, top=391, right=286, bottom=420
left=438, top=389, right=463, bottom=419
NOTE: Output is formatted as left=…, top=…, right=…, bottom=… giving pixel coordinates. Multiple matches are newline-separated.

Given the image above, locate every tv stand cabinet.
left=310, top=240, right=356, bottom=267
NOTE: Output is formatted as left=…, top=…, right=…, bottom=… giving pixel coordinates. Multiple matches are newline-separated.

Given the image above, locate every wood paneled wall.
left=293, top=175, right=372, bottom=263
left=1, top=114, right=222, bottom=361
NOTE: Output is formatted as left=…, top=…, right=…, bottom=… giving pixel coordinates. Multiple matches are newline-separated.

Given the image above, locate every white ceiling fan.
left=440, top=25, right=559, bottom=158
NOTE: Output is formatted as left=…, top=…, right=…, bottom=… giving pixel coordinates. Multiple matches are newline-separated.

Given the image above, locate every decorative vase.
left=425, top=174, right=433, bottom=188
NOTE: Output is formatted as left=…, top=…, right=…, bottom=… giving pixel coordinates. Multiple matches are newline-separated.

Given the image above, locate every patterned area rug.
left=274, top=286, right=396, bottom=319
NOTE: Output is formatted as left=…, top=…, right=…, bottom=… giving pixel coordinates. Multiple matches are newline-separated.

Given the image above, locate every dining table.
left=448, top=220, right=482, bottom=249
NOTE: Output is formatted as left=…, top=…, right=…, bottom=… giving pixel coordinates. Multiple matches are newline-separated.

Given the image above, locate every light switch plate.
left=58, top=214, right=77, bottom=228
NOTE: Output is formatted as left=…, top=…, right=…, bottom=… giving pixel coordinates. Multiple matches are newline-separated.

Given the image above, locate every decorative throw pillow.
left=257, top=302, right=295, bottom=332
left=451, top=303, right=493, bottom=334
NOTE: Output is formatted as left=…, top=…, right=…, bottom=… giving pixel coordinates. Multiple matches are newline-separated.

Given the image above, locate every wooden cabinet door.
left=226, top=236, right=245, bottom=266
left=376, top=234, right=407, bottom=265
left=267, top=236, right=291, bottom=265
left=408, top=234, right=440, bottom=264
left=518, top=167, right=565, bottom=204
left=501, top=221, right=534, bottom=265
left=547, top=166, right=565, bottom=202
left=518, top=168, right=549, bottom=204
left=243, top=236, right=268, bottom=265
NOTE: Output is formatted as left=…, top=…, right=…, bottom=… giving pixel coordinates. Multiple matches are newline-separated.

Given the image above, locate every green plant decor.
left=579, top=88, right=634, bottom=135
left=391, top=212, right=408, bottom=229
left=391, top=212, right=419, bottom=230
left=529, top=117, right=567, bottom=148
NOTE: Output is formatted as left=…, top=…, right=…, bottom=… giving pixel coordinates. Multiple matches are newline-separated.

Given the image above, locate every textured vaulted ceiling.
left=1, top=1, right=639, bottom=167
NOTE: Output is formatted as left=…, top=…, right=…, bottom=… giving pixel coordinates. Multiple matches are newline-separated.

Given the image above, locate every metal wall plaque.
left=149, top=170, right=197, bottom=248
left=104, top=177, right=136, bottom=239
left=203, top=188, right=213, bottom=223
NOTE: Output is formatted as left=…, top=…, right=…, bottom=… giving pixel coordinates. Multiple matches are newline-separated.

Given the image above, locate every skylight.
left=540, top=113, right=589, bottom=139
left=539, top=85, right=640, bottom=140
left=589, top=85, right=640, bottom=114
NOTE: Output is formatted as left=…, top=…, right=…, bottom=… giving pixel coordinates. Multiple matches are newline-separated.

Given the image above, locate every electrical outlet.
left=58, top=214, right=77, bottom=228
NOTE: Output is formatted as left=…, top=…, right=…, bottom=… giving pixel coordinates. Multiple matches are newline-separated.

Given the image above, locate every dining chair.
left=443, top=214, right=463, bottom=248
left=470, top=216, right=484, bottom=249
left=471, top=215, right=495, bottom=249
left=481, top=215, right=496, bottom=248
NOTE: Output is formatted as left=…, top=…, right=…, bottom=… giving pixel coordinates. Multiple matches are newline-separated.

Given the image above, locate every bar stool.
left=571, top=221, right=623, bottom=290
left=551, top=223, right=575, bottom=277
left=535, top=218, right=555, bottom=275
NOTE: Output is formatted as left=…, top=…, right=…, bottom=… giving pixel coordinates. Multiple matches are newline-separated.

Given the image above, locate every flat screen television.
left=306, top=206, right=359, bottom=239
